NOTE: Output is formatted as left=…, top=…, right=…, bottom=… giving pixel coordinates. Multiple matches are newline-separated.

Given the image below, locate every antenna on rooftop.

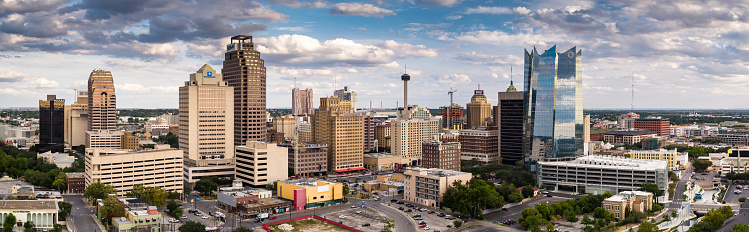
left=294, top=77, right=297, bottom=89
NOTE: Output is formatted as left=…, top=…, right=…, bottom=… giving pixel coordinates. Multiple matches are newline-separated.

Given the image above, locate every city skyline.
left=1, top=0, right=747, bottom=109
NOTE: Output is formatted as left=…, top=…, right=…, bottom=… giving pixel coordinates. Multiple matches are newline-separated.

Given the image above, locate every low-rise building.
left=626, top=149, right=681, bottom=170
left=85, top=145, right=183, bottom=196
left=235, top=141, right=288, bottom=187
left=458, top=128, right=498, bottom=162
left=86, top=130, right=123, bottom=149
left=403, top=167, right=472, bottom=208
left=37, top=151, right=76, bottom=168
left=362, top=153, right=401, bottom=171
left=66, top=172, right=85, bottom=194
left=603, top=191, right=654, bottom=220
left=111, top=204, right=162, bottom=232
left=278, top=143, right=328, bottom=177
left=723, top=149, right=749, bottom=174
left=422, top=141, right=461, bottom=171
left=538, top=156, right=668, bottom=195
left=603, top=129, right=656, bottom=144
left=0, top=200, right=59, bottom=229
left=277, top=178, right=343, bottom=210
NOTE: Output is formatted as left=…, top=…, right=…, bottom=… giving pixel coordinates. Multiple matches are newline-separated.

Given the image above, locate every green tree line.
left=0, top=142, right=84, bottom=191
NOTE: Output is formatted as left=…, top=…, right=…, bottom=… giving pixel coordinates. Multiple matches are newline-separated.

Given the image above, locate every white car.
left=356, top=210, right=362, bottom=214
left=423, top=226, right=431, bottom=230
left=351, top=205, right=357, bottom=208
left=339, top=215, right=347, bottom=219
left=201, top=216, right=209, bottom=219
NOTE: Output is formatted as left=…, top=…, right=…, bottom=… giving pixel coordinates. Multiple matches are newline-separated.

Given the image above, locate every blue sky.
left=1, top=0, right=748, bottom=109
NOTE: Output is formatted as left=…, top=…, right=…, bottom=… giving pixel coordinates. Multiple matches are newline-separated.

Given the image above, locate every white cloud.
left=466, top=6, right=513, bottom=14
left=437, top=74, right=471, bottom=85
left=275, top=27, right=309, bottom=32
left=415, top=0, right=461, bottom=6
left=0, top=67, right=27, bottom=82
left=329, top=3, right=395, bottom=17
left=272, top=67, right=333, bottom=76
left=30, top=78, right=58, bottom=88
left=117, top=83, right=177, bottom=94
left=454, top=52, right=522, bottom=66
left=0, top=88, right=36, bottom=95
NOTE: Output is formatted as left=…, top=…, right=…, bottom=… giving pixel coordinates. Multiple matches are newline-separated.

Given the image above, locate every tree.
left=58, top=201, right=72, bottom=221
left=195, top=179, right=218, bottom=196
left=23, top=221, right=33, bottom=232
left=84, top=182, right=116, bottom=201
left=51, top=224, right=62, bottom=232
left=453, top=220, right=462, bottom=228
left=382, top=218, right=395, bottom=232
left=127, top=184, right=148, bottom=199
left=692, top=159, right=713, bottom=173
left=521, top=185, right=535, bottom=198
left=131, top=226, right=138, bottom=232
left=146, top=186, right=168, bottom=207
left=167, top=201, right=179, bottom=212
left=100, top=198, right=126, bottom=219
left=179, top=221, right=206, bottom=232
left=637, top=221, right=657, bottom=232
left=731, top=224, right=749, bottom=232
left=343, top=186, right=349, bottom=196
left=172, top=208, right=184, bottom=217
left=508, top=190, right=524, bottom=203
left=547, top=223, right=554, bottom=232
left=440, top=179, right=504, bottom=219
left=638, top=183, right=663, bottom=203
left=582, top=215, right=592, bottom=225
left=3, top=214, right=15, bottom=232
left=52, top=174, right=67, bottom=192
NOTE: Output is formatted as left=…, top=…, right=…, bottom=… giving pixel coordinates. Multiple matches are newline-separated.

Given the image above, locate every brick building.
left=422, top=141, right=461, bottom=171
left=633, top=119, right=670, bottom=137
left=458, top=128, right=498, bottom=162
left=65, top=172, right=85, bottom=194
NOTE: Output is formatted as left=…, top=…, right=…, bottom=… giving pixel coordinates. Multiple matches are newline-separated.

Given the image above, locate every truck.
left=258, top=212, right=269, bottom=219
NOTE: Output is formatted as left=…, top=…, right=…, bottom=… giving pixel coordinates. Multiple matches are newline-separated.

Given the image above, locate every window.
left=615, top=205, right=620, bottom=211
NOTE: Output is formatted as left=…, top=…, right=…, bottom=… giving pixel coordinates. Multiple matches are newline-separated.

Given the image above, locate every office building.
left=603, top=129, right=656, bottom=144
left=722, top=149, right=749, bottom=174
left=627, top=149, right=680, bottom=170
left=603, top=191, right=654, bottom=220
left=85, top=130, right=123, bottom=149
left=375, top=124, right=391, bottom=152
left=466, top=88, right=492, bottom=129
left=179, top=64, right=236, bottom=184
left=222, top=35, right=267, bottom=145
left=403, top=167, right=472, bottom=208
left=234, top=141, right=288, bottom=187
left=634, top=119, right=670, bottom=137
left=278, top=143, right=328, bottom=177
left=392, top=105, right=440, bottom=166
left=439, top=104, right=464, bottom=129
left=38, top=95, right=65, bottom=153
left=66, top=172, right=85, bottom=194
left=277, top=178, right=343, bottom=210
left=111, top=203, right=163, bottom=232
left=523, top=46, right=584, bottom=171
left=0, top=200, right=59, bottom=229
left=538, top=155, right=668, bottom=195
left=297, top=116, right=312, bottom=143
left=459, top=128, right=499, bottom=162
left=85, top=145, right=183, bottom=196
left=120, top=132, right=138, bottom=150
left=292, top=88, right=314, bottom=116
left=362, top=153, right=401, bottom=171
left=87, top=70, right=117, bottom=131
left=266, top=129, right=286, bottom=144
left=364, top=115, right=376, bottom=152
left=312, top=96, right=364, bottom=173
left=496, top=83, right=524, bottom=165
left=37, top=151, right=76, bottom=168
left=273, top=115, right=296, bottom=140
left=333, top=86, right=357, bottom=111
left=422, top=141, right=461, bottom=171
left=617, top=112, right=640, bottom=129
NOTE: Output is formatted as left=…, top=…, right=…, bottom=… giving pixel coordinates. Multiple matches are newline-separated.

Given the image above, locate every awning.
left=335, top=168, right=350, bottom=172
left=349, top=167, right=365, bottom=171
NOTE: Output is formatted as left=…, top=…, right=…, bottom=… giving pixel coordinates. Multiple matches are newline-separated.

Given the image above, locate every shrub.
left=740, top=197, right=746, bottom=202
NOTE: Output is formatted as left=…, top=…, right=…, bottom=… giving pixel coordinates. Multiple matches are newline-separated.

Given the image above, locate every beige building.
left=403, top=167, right=472, bottom=208
left=603, top=191, right=654, bottom=220
left=273, top=115, right=296, bottom=140
left=466, top=89, right=491, bottom=129
left=298, top=116, right=312, bottom=143
left=64, top=90, right=88, bottom=147
left=120, top=132, right=138, bottom=150
left=223, top=35, right=267, bottom=145
left=375, top=124, right=391, bottom=150
left=235, top=141, right=288, bottom=187
left=37, top=151, right=76, bottom=168
left=626, top=149, right=680, bottom=170
left=392, top=110, right=440, bottom=166
left=179, top=64, right=236, bottom=184
left=312, top=96, right=364, bottom=173
left=85, top=145, right=183, bottom=196
left=86, top=130, right=123, bottom=149
left=363, top=153, right=401, bottom=171
left=87, top=70, right=117, bottom=131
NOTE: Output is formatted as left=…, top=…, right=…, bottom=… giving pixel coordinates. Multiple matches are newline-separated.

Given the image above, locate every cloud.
left=415, top=0, right=461, bottom=7
left=117, top=83, right=177, bottom=94
left=465, top=6, right=513, bottom=14
left=0, top=68, right=27, bottom=82
left=445, top=15, right=462, bottom=20
left=0, top=88, right=37, bottom=95
left=272, top=67, right=333, bottom=76
left=454, top=52, right=522, bottom=66
left=329, top=3, right=395, bottom=17
left=255, top=34, right=437, bottom=68
left=29, top=78, right=59, bottom=88
left=437, top=74, right=471, bottom=85
left=265, top=0, right=327, bottom=8
left=275, top=26, right=309, bottom=32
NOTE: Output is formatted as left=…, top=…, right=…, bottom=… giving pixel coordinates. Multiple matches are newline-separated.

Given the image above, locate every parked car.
left=397, top=201, right=404, bottom=204
left=423, top=226, right=431, bottom=230
left=419, top=221, right=427, bottom=225
left=405, top=209, right=413, bottom=212
left=398, top=207, right=405, bottom=210
left=437, top=213, right=445, bottom=217
left=356, top=210, right=362, bottom=214
left=339, top=215, right=347, bottom=219
left=269, top=216, right=277, bottom=220
left=419, top=208, right=427, bottom=212
left=428, top=211, right=435, bottom=214
left=407, top=204, right=414, bottom=208
left=351, top=205, right=357, bottom=208
left=391, top=199, right=398, bottom=203
left=362, top=223, right=370, bottom=227
left=374, top=197, right=380, bottom=201
left=414, top=217, right=423, bottom=220
left=201, top=216, right=209, bottom=219
left=180, top=215, right=187, bottom=219
left=419, top=224, right=428, bottom=228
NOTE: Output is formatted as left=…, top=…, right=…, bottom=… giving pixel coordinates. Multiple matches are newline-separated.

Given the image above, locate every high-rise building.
left=392, top=107, right=440, bottom=166
left=222, top=35, right=267, bottom=145
left=466, top=88, right=492, bottom=129
left=439, top=104, right=464, bottom=129
left=333, top=86, right=357, bottom=111
left=523, top=46, right=584, bottom=171
left=87, top=70, right=116, bottom=131
left=617, top=112, right=640, bottom=129
left=312, top=96, right=364, bottom=173
left=85, top=130, right=123, bottom=149
left=234, top=141, right=288, bottom=187
left=297, top=116, right=312, bottom=143
left=496, top=82, right=524, bottom=165
left=422, top=141, right=461, bottom=171
left=273, top=115, right=296, bottom=140
left=363, top=115, right=376, bottom=152
left=459, top=128, right=498, bottom=162
left=179, top=64, right=236, bottom=184
left=38, top=95, right=65, bottom=153
left=64, top=90, right=88, bottom=148
left=375, top=124, right=391, bottom=152
left=292, top=88, right=314, bottom=116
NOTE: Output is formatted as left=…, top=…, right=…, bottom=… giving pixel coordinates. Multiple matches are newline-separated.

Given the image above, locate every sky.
left=1, top=0, right=748, bottom=109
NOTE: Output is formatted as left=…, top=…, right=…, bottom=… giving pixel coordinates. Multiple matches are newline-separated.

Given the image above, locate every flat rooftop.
left=407, top=167, right=470, bottom=177
left=363, top=153, right=397, bottom=158
left=0, top=200, right=59, bottom=210
left=605, top=129, right=655, bottom=136
left=540, top=155, right=667, bottom=170
left=243, top=197, right=292, bottom=208
left=281, top=178, right=335, bottom=187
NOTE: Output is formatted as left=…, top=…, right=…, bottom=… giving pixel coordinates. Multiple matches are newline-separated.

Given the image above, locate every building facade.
left=85, top=145, right=183, bottom=196
left=333, top=86, right=357, bottom=111
left=375, top=124, right=391, bottom=152
left=235, top=141, right=288, bottom=187
left=627, top=149, right=680, bottom=170
left=403, top=167, right=472, bottom=208
left=277, top=179, right=343, bottom=210
left=459, top=128, right=499, bottom=162
left=617, top=112, right=640, bottom=129
left=603, top=191, right=653, bottom=220
left=64, top=90, right=89, bottom=147
left=497, top=84, right=524, bottom=165
left=439, top=104, right=464, bottom=130
left=722, top=149, right=749, bottom=174
left=121, top=133, right=138, bottom=150
left=179, top=64, right=236, bottom=184
left=38, top=95, right=65, bottom=153
left=392, top=105, right=440, bottom=166
left=273, top=115, right=296, bottom=140
left=466, top=89, right=492, bottom=129
left=523, top=46, right=584, bottom=171
left=87, top=70, right=117, bottom=131
left=634, top=119, right=670, bottom=137
left=279, top=143, right=329, bottom=177
left=538, top=156, right=668, bottom=195
left=363, top=115, right=376, bottom=152
left=85, top=130, right=123, bottom=149
left=312, top=96, right=364, bottom=173
left=603, top=129, right=656, bottom=144
left=422, top=141, right=461, bottom=171
left=0, top=200, right=59, bottom=229
left=362, top=153, right=401, bottom=171
left=222, top=35, right=267, bottom=145
left=66, top=172, right=85, bottom=194
left=292, top=88, right=314, bottom=116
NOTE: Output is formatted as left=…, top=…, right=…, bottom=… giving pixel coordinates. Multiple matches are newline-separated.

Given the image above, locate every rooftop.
left=363, top=153, right=398, bottom=159
left=281, top=178, right=336, bottom=187
left=0, top=200, right=59, bottom=210
left=406, top=167, right=471, bottom=178
left=65, top=172, right=85, bottom=178
left=540, top=155, right=668, bottom=170
left=605, top=129, right=655, bottom=136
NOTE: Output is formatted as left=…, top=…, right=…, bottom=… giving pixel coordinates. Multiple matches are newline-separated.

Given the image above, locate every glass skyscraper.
left=523, top=45, right=583, bottom=172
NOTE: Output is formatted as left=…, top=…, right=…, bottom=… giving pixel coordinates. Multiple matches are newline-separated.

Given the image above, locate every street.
left=484, top=195, right=570, bottom=230
left=64, top=195, right=100, bottom=232
left=669, top=166, right=692, bottom=209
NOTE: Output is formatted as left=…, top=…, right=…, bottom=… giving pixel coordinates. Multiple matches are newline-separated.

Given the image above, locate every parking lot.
left=386, top=201, right=457, bottom=232
left=318, top=204, right=389, bottom=232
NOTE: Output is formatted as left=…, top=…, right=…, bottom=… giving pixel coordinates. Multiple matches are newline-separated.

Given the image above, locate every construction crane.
left=447, top=88, right=457, bottom=129
left=448, top=88, right=457, bottom=105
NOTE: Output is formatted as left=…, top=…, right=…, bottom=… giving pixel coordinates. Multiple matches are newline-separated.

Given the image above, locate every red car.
left=737, top=186, right=743, bottom=189
left=269, top=216, right=277, bottom=220
left=419, top=224, right=428, bottom=228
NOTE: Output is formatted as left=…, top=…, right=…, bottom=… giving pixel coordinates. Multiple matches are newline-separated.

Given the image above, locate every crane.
left=447, top=88, right=457, bottom=129
left=448, top=88, right=457, bottom=105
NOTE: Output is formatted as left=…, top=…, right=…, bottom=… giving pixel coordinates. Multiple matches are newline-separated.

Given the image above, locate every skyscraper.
left=222, top=35, right=267, bottom=145
left=333, top=86, right=357, bottom=111
left=466, top=87, right=492, bottom=129
left=87, top=70, right=116, bottom=131
left=523, top=46, right=583, bottom=171
left=439, top=104, right=464, bottom=129
left=179, top=64, right=236, bottom=184
left=38, top=95, right=65, bottom=153
left=496, top=82, right=524, bottom=165
left=64, top=90, right=88, bottom=148
left=292, top=88, right=314, bottom=116
left=312, top=96, right=364, bottom=173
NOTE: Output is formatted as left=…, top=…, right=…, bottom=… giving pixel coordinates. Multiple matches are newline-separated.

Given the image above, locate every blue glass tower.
left=523, top=45, right=583, bottom=172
